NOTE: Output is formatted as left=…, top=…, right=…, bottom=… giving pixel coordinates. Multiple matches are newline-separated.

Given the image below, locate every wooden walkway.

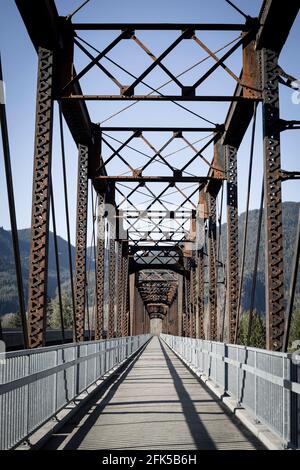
left=44, top=337, right=265, bottom=450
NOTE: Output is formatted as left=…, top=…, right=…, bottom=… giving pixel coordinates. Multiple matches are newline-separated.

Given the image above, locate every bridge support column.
left=74, top=144, right=89, bottom=342
left=129, top=273, right=135, bottom=336
left=225, top=144, right=239, bottom=344
left=27, top=47, right=54, bottom=348
left=116, top=241, right=123, bottom=337
left=169, top=297, right=178, bottom=335
left=177, top=275, right=183, bottom=336
left=190, top=262, right=197, bottom=338
left=106, top=183, right=116, bottom=338
left=262, top=48, right=285, bottom=351
left=95, top=192, right=105, bottom=340
left=207, top=192, right=218, bottom=341
left=122, top=255, right=129, bottom=336
left=198, top=249, right=205, bottom=339
left=108, top=239, right=116, bottom=338
left=134, top=285, right=144, bottom=335
left=184, top=259, right=191, bottom=336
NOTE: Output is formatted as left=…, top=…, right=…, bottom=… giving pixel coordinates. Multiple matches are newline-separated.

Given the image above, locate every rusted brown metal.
left=225, top=144, right=239, bottom=344
left=207, top=192, right=218, bottom=341
left=61, top=95, right=256, bottom=102
left=27, top=47, right=54, bottom=348
left=121, top=252, right=129, bottom=336
left=190, top=263, right=197, bottom=338
left=242, top=32, right=262, bottom=99
left=96, top=176, right=220, bottom=183
left=95, top=192, right=105, bottom=340
left=108, top=239, right=116, bottom=338
left=72, top=23, right=248, bottom=31
left=116, top=241, right=124, bottom=337
left=262, top=47, right=285, bottom=351
left=198, top=249, right=205, bottom=339
left=15, top=0, right=300, bottom=351
left=74, top=144, right=89, bottom=342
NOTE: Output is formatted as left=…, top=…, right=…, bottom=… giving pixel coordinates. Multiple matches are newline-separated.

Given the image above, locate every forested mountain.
left=0, top=227, right=76, bottom=315
left=220, top=201, right=300, bottom=315
left=0, top=201, right=299, bottom=316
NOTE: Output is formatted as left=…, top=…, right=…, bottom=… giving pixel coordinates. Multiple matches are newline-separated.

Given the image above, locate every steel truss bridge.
left=0, top=0, right=300, bottom=451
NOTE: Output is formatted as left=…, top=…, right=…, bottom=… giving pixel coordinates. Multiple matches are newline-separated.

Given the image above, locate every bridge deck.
left=44, top=337, right=265, bottom=450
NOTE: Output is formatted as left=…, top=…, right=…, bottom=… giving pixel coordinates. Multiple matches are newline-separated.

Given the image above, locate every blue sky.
left=0, top=0, right=299, bottom=245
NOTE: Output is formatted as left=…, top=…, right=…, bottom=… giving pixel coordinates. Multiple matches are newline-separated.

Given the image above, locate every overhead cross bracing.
left=1, top=0, right=297, bottom=352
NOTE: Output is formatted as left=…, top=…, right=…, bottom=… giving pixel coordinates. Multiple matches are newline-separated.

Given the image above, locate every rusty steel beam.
left=130, top=261, right=187, bottom=276
left=96, top=176, right=220, bottom=183
left=74, top=144, right=89, bottom=342
left=73, top=23, right=248, bottom=31
left=198, top=249, right=205, bottom=339
left=121, top=255, right=128, bottom=336
left=116, top=241, right=124, bottom=337
left=27, top=47, right=54, bottom=348
left=99, top=127, right=221, bottom=132
left=95, top=192, right=105, bottom=340
left=256, top=0, right=300, bottom=52
left=190, top=263, right=197, bottom=338
left=62, top=95, right=257, bottom=102
left=262, top=47, right=285, bottom=351
left=223, top=0, right=299, bottom=148
left=108, top=239, right=116, bottom=338
left=124, top=260, right=130, bottom=336
left=207, top=192, right=218, bottom=341
left=225, top=145, right=239, bottom=344
left=15, top=0, right=94, bottom=147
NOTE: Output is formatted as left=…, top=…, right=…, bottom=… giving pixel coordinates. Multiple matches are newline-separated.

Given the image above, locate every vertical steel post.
left=185, top=260, right=191, bottom=337
left=262, top=47, right=285, bottom=351
left=190, top=263, right=197, bottom=338
left=177, top=275, right=183, bottom=336
left=74, top=144, right=89, bottom=342
left=27, top=47, right=54, bottom=348
left=225, top=144, right=239, bottom=343
left=95, top=192, right=105, bottom=340
left=198, top=249, right=205, bottom=339
left=182, top=272, right=188, bottom=336
left=108, top=239, right=116, bottom=338
left=129, top=273, right=135, bottom=336
left=207, top=192, right=218, bottom=340
left=116, top=241, right=123, bottom=337
left=122, top=255, right=129, bottom=336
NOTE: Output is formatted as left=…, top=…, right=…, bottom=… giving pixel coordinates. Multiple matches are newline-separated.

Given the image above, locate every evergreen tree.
left=289, top=307, right=300, bottom=349
left=238, top=311, right=266, bottom=349
left=8, top=311, right=22, bottom=328
left=48, top=292, right=73, bottom=329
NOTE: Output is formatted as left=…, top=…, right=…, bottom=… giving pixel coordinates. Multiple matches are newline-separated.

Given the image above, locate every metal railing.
left=161, top=334, right=300, bottom=449
left=0, top=334, right=151, bottom=450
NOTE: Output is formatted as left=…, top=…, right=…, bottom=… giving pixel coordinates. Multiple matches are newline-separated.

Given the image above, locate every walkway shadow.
left=158, top=339, right=217, bottom=449
left=159, top=339, right=265, bottom=450
left=42, top=342, right=150, bottom=450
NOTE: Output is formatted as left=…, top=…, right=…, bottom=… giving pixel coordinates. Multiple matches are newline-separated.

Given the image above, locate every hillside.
left=220, top=201, right=300, bottom=314
left=0, top=201, right=299, bottom=316
left=0, top=227, right=76, bottom=315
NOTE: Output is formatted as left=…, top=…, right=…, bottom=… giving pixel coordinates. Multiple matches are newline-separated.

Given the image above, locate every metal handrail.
left=0, top=334, right=151, bottom=450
